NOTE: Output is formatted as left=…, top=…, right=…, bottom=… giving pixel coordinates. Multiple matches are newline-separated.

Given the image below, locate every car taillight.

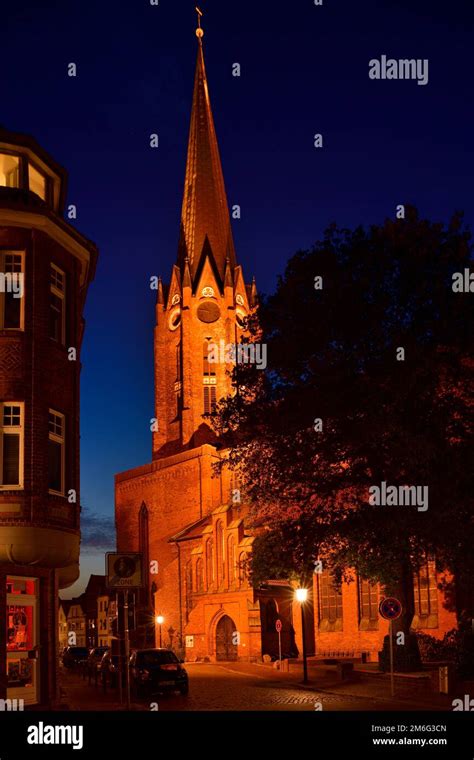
left=160, top=664, right=178, bottom=671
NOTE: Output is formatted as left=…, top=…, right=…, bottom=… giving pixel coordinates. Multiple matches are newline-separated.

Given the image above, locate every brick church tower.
left=115, top=20, right=281, bottom=662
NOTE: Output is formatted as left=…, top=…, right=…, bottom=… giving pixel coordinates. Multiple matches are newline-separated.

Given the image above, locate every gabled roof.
left=169, top=515, right=210, bottom=543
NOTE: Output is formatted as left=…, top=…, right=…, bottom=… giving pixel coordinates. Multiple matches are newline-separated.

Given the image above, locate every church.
left=115, top=20, right=455, bottom=664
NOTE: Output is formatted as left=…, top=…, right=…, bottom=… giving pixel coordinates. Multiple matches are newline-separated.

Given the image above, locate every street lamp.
left=156, top=615, right=165, bottom=647
left=295, top=587, right=309, bottom=684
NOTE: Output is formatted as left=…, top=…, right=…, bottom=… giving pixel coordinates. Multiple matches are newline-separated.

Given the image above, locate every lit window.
left=49, top=264, right=66, bottom=344
left=48, top=410, right=65, bottom=495
left=28, top=164, right=47, bottom=200
left=0, top=252, right=24, bottom=329
left=0, top=153, right=20, bottom=188
left=0, top=403, right=24, bottom=488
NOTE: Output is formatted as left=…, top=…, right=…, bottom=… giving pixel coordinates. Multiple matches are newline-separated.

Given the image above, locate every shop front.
left=0, top=564, right=59, bottom=709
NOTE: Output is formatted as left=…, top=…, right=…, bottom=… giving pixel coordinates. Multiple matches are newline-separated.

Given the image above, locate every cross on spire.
left=196, top=7, right=204, bottom=40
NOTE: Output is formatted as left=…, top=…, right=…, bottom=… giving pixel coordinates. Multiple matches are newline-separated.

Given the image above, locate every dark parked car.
left=62, top=646, right=90, bottom=669
left=130, top=649, right=189, bottom=697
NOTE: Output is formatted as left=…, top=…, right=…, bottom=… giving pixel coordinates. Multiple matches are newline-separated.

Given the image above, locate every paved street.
left=60, top=661, right=450, bottom=712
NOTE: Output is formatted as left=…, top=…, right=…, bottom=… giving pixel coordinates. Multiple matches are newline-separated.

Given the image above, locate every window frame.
left=413, top=559, right=438, bottom=624
left=49, top=263, right=66, bottom=345
left=0, top=150, right=22, bottom=189
left=357, top=576, right=379, bottom=630
left=0, top=402, right=24, bottom=490
left=48, top=409, right=65, bottom=496
left=0, top=250, right=25, bottom=331
left=27, top=161, right=49, bottom=202
left=318, top=570, right=343, bottom=630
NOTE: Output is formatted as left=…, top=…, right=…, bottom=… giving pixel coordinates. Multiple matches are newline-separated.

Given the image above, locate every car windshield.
left=136, top=651, right=179, bottom=667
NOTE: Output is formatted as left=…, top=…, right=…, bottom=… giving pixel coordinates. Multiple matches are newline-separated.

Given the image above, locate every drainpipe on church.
left=175, top=541, right=183, bottom=654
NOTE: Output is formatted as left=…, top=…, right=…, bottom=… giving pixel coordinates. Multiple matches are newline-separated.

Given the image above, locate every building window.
left=238, top=552, right=247, bottom=587
left=0, top=252, right=24, bottom=330
left=185, top=561, right=193, bottom=622
left=48, top=410, right=65, bottom=495
left=0, top=403, right=24, bottom=488
left=318, top=571, right=343, bottom=631
left=28, top=163, right=47, bottom=201
left=195, top=557, right=203, bottom=592
left=358, top=577, right=379, bottom=630
left=413, top=559, right=438, bottom=628
left=49, top=264, right=66, bottom=344
left=203, top=340, right=217, bottom=414
left=216, top=521, right=225, bottom=585
left=228, top=536, right=236, bottom=584
left=0, top=153, right=20, bottom=188
left=205, top=538, right=214, bottom=588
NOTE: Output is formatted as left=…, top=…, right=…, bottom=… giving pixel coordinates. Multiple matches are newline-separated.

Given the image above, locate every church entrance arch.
left=215, top=615, right=238, bottom=661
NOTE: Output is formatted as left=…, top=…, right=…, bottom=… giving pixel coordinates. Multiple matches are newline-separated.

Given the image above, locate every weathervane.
left=196, top=6, right=204, bottom=40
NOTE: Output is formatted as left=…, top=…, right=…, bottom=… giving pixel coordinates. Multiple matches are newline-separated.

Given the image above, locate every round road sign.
left=379, top=597, right=403, bottom=621
left=275, top=619, right=282, bottom=633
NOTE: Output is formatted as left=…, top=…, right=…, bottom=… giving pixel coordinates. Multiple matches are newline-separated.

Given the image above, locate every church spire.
left=177, top=11, right=237, bottom=285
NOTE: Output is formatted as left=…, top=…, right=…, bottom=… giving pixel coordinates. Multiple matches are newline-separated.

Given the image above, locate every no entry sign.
left=275, top=619, right=282, bottom=633
left=379, top=597, right=402, bottom=621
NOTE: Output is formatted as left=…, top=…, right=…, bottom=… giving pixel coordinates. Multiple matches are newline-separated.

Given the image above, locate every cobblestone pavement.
left=60, top=663, right=444, bottom=712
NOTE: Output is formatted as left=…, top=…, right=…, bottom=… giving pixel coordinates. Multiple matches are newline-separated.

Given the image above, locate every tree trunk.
left=379, top=558, right=422, bottom=672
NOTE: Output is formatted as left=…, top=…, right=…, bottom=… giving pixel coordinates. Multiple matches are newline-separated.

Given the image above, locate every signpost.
left=106, top=553, right=143, bottom=709
left=379, top=597, right=403, bottom=698
left=275, top=619, right=282, bottom=669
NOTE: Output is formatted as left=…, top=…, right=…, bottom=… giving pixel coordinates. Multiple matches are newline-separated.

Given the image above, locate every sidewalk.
left=58, top=668, right=147, bottom=711
left=223, top=659, right=455, bottom=710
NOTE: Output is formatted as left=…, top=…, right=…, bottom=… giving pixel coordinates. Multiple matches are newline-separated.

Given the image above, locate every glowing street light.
left=156, top=614, right=165, bottom=647
left=295, top=587, right=309, bottom=684
left=295, top=588, right=308, bottom=603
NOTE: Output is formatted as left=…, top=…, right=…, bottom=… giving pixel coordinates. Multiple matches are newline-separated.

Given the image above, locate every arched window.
left=318, top=571, right=343, bottom=628
left=227, top=536, right=236, bottom=585
left=413, top=559, right=438, bottom=626
left=203, top=340, right=217, bottom=415
left=206, top=538, right=214, bottom=588
left=138, top=503, right=149, bottom=605
left=216, top=521, right=225, bottom=584
left=195, top=557, right=204, bottom=592
left=238, top=552, right=247, bottom=587
left=358, top=577, right=379, bottom=629
left=185, top=561, right=193, bottom=622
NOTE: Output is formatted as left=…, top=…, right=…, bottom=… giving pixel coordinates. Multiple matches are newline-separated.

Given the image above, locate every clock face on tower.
left=197, top=301, right=220, bottom=323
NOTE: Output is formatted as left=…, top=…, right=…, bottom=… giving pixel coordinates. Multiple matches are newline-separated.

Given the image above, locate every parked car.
left=130, top=648, right=189, bottom=697
left=62, top=646, right=90, bottom=669
left=86, top=646, right=109, bottom=677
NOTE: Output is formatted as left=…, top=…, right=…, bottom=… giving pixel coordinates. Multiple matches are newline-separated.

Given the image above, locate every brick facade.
left=0, top=128, right=97, bottom=706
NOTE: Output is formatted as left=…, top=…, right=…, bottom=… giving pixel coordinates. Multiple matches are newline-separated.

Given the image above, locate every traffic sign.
left=379, top=597, right=402, bottom=621
left=106, top=552, right=143, bottom=589
left=275, top=619, right=282, bottom=633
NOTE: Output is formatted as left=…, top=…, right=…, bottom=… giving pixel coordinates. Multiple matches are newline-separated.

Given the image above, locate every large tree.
left=213, top=207, right=474, bottom=670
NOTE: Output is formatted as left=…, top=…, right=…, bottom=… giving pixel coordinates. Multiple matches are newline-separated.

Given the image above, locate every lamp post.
left=295, top=587, right=309, bottom=684
left=156, top=615, right=164, bottom=648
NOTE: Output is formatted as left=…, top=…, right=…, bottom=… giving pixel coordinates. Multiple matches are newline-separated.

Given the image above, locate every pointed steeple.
left=177, top=20, right=237, bottom=285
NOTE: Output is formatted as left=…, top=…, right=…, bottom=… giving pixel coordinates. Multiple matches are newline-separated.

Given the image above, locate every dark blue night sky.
left=2, top=0, right=473, bottom=595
